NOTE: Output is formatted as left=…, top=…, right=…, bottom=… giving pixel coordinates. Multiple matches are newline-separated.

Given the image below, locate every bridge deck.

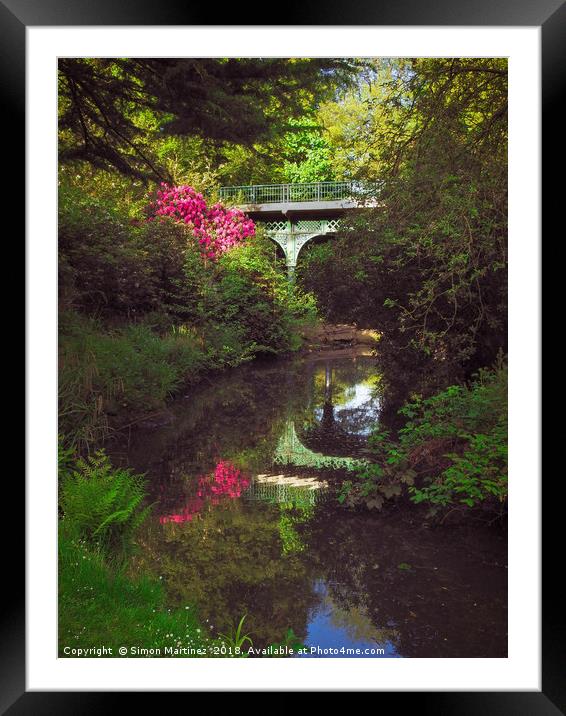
left=219, top=180, right=378, bottom=218
left=236, top=199, right=356, bottom=219
left=219, top=180, right=362, bottom=204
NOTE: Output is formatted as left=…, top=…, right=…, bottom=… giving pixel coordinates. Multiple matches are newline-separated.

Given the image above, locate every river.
left=111, top=354, right=507, bottom=658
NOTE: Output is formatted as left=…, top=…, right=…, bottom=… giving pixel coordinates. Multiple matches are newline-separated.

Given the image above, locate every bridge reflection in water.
left=244, top=473, right=328, bottom=508
left=274, top=420, right=366, bottom=472
left=243, top=416, right=368, bottom=507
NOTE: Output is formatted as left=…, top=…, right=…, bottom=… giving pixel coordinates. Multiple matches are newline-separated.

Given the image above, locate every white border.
left=27, top=27, right=540, bottom=691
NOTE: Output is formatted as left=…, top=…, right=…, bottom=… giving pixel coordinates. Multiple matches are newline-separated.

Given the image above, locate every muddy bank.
left=300, top=322, right=380, bottom=358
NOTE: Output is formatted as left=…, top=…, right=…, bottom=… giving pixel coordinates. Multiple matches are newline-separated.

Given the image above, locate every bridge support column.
left=263, top=217, right=340, bottom=282
left=285, top=219, right=297, bottom=281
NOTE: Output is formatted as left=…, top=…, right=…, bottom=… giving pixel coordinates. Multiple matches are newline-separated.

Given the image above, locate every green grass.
left=58, top=448, right=214, bottom=657
left=59, top=531, right=214, bottom=657
left=59, top=313, right=211, bottom=450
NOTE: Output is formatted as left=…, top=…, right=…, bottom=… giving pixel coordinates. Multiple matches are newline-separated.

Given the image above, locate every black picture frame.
left=12, top=0, right=554, bottom=709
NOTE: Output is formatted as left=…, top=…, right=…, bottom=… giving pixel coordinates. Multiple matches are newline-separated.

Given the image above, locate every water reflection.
left=118, top=356, right=506, bottom=657
left=298, top=581, right=400, bottom=658
left=246, top=473, right=329, bottom=507
left=159, top=461, right=250, bottom=524
left=301, top=360, right=381, bottom=453
left=274, top=420, right=367, bottom=471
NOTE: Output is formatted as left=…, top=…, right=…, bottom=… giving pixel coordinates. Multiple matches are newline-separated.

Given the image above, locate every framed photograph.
left=14, top=0, right=554, bottom=708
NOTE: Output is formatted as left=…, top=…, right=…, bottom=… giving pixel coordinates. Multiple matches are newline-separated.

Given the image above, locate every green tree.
left=318, top=59, right=402, bottom=179
left=280, top=116, right=335, bottom=183
left=59, top=58, right=359, bottom=182
left=300, top=58, right=508, bottom=378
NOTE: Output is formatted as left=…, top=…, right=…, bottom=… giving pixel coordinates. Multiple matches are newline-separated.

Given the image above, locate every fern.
left=59, top=447, right=152, bottom=556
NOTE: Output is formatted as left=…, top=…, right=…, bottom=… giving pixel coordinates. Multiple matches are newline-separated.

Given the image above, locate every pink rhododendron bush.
left=151, top=184, right=255, bottom=260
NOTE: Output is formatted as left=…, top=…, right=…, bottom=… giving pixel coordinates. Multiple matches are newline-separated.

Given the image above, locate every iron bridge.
left=219, top=181, right=379, bottom=278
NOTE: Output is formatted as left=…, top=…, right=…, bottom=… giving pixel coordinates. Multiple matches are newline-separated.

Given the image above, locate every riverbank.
left=59, top=311, right=379, bottom=451
left=58, top=306, right=317, bottom=451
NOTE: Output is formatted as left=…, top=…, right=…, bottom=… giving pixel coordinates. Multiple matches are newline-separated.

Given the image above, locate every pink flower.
left=149, top=184, right=255, bottom=261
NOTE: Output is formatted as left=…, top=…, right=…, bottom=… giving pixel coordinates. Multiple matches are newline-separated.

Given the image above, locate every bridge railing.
left=219, top=181, right=377, bottom=205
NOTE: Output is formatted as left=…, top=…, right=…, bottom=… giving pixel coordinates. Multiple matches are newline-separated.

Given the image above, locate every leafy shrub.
left=405, top=366, right=507, bottom=510
left=59, top=193, right=196, bottom=321
left=215, top=237, right=317, bottom=353
left=339, top=364, right=507, bottom=517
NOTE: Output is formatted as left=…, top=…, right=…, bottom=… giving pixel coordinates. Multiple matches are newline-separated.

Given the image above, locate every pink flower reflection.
left=159, top=461, right=249, bottom=524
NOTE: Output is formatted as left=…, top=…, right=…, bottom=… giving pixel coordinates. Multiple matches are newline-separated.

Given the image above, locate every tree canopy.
left=58, top=58, right=360, bottom=182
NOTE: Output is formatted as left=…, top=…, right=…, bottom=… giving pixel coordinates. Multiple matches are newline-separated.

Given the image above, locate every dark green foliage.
left=405, top=366, right=507, bottom=510
left=58, top=177, right=194, bottom=321
left=214, top=237, right=317, bottom=354
left=58, top=58, right=359, bottom=182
